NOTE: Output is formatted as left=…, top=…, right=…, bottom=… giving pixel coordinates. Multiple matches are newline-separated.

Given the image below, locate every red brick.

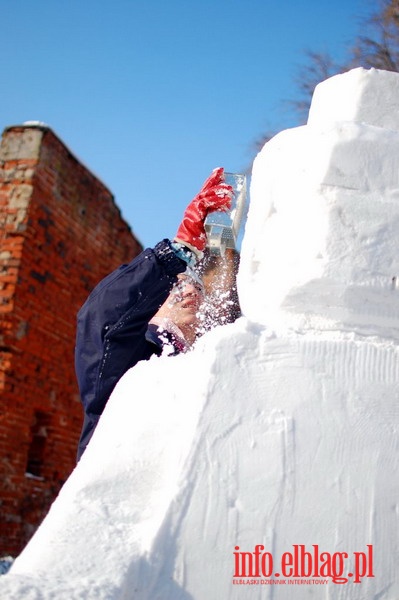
left=0, top=124, right=142, bottom=555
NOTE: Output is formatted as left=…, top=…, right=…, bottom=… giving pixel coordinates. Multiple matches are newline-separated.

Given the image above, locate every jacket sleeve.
left=75, top=239, right=187, bottom=421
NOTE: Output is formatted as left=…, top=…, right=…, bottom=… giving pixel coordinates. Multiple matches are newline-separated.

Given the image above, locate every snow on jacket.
left=75, top=239, right=187, bottom=460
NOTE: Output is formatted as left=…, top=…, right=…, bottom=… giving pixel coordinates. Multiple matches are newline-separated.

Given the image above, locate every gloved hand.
left=174, top=167, right=233, bottom=257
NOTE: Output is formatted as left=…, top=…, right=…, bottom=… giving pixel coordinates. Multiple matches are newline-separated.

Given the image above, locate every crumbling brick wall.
left=0, top=124, right=142, bottom=555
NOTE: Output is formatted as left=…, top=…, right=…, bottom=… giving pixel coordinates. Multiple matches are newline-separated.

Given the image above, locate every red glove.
left=175, top=167, right=233, bottom=256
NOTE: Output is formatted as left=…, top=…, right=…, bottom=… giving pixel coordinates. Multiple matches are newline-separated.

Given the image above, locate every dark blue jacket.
left=75, top=239, right=187, bottom=459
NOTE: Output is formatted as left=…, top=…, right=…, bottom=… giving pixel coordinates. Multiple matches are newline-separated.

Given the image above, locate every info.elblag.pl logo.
left=233, top=544, right=374, bottom=586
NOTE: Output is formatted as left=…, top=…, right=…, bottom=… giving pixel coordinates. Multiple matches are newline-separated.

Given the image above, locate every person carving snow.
left=75, top=167, right=232, bottom=459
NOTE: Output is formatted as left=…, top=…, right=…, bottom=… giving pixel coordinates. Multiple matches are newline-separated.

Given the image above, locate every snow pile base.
left=1, top=67, right=399, bottom=599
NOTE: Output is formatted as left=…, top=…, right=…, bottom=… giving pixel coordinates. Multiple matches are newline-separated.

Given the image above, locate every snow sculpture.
left=239, top=67, right=399, bottom=337
left=1, top=67, right=398, bottom=600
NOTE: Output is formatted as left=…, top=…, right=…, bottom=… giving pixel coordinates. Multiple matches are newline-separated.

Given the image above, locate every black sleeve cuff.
left=153, top=239, right=188, bottom=276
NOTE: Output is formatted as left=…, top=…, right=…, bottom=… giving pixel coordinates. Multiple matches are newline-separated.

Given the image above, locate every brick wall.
left=0, top=124, right=142, bottom=555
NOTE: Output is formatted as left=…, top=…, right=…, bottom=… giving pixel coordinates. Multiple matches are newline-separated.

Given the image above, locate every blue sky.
left=1, top=0, right=370, bottom=248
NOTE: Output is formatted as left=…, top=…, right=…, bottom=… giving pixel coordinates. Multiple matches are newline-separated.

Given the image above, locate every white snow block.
left=238, top=68, right=399, bottom=335
left=1, top=322, right=398, bottom=599
left=308, top=67, right=399, bottom=132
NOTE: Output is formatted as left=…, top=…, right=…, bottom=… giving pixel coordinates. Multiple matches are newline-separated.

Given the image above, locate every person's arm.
left=75, top=239, right=186, bottom=419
